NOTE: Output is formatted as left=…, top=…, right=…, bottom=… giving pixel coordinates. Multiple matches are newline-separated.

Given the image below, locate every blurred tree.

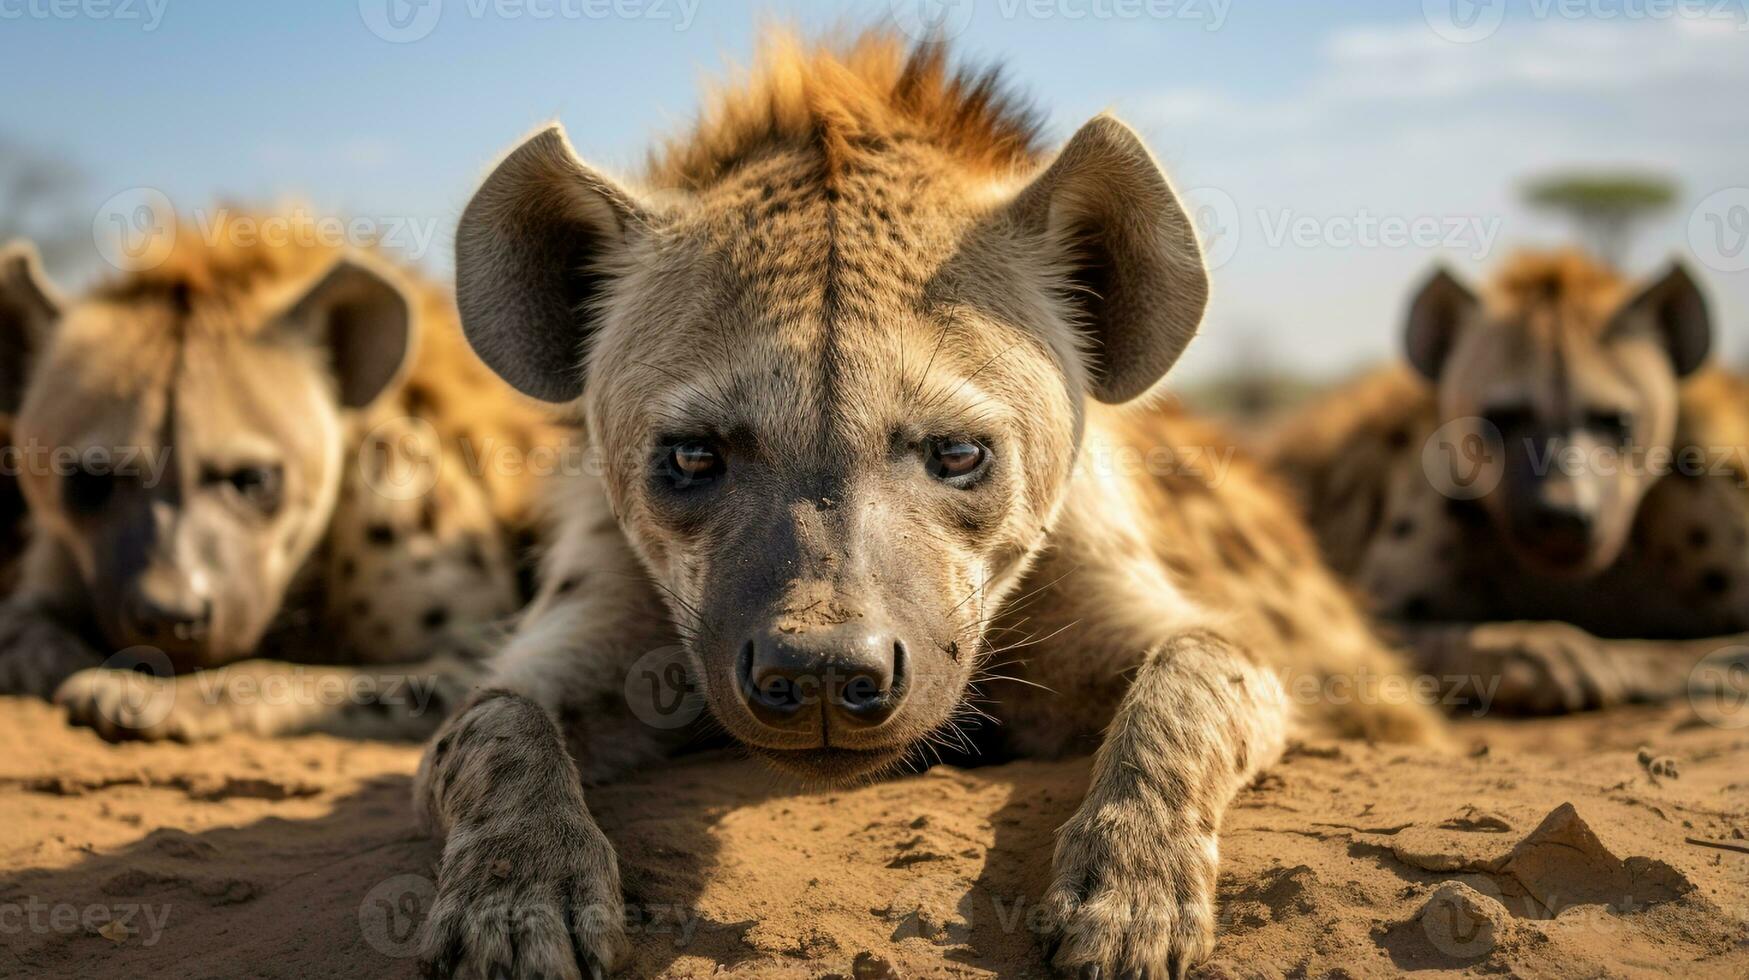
left=1521, top=172, right=1677, bottom=269
left=0, top=135, right=86, bottom=271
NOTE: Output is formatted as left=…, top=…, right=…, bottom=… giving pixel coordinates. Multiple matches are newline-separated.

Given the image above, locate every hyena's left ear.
left=1610, top=260, right=1711, bottom=377
left=1004, top=114, right=1208, bottom=403
left=454, top=125, right=653, bottom=404
left=0, top=240, right=62, bottom=415
left=278, top=255, right=416, bottom=409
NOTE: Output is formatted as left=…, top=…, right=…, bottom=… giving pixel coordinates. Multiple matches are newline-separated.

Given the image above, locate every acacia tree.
left=1521, top=172, right=1677, bottom=269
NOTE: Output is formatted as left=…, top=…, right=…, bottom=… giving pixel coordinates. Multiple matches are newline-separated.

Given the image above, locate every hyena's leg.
left=1045, top=629, right=1289, bottom=977
left=414, top=502, right=689, bottom=979
left=0, top=540, right=110, bottom=697
left=53, top=650, right=487, bottom=742
left=0, top=598, right=104, bottom=698
left=1405, top=621, right=1749, bottom=715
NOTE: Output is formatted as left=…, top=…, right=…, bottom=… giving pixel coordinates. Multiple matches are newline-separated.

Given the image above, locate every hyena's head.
left=0, top=222, right=415, bottom=669
left=455, top=36, right=1208, bottom=780
left=1408, top=250, right=1711, bottom=577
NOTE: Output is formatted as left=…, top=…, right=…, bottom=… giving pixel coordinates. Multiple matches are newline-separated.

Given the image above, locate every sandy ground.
left=1, top=696, right=1746, bottom=979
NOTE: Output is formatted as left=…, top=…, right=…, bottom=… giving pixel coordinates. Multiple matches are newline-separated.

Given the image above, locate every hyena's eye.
left=1584, top=409, right=1634, bottom=445
left=220, top=464, right=285, bottom=514
left=925, top=438, right=990, bottom=486
left=63, top=467, right=116, bottom=515
left=663, top=439, right=725, bottom=489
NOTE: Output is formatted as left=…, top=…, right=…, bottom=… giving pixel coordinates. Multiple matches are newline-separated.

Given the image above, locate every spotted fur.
left=0, top=214, right=564, bottom=740
left=414, top=31, right=1442, bottom=979
left=1270, top=251, right=1749, bottom=713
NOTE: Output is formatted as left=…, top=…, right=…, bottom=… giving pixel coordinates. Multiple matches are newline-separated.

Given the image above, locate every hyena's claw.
left=416, top=811, right=626, bottom=980
left=1044, top=799, right=1218, bottom=978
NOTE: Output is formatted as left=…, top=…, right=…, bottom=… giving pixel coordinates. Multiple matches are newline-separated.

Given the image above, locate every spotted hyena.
left=1270, top=250, right=1749, bottom=714
left=414, top=32, right=1443, bottom=977
left=0, top=215, right=563, bottom=740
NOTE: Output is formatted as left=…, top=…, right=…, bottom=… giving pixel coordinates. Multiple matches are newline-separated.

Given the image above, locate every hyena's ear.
left=454, top=125, right=652, bottom=404
left=1005, top=115, right=1209, bottom=404
left=1610, top=260, right=1711, bottom=377
left=0, top=241, right=62, bottom=415
left=1404, top=265, right=1479, bottom=381
left=279, top=255, right=416, bottom=409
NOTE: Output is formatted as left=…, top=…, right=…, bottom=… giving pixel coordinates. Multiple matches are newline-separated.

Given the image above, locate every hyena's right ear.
left=1404, top=265, right=1479, bottom=381
left=0, top=241, right=62, bottom=415
left=455, top=125, right=653, bottom=404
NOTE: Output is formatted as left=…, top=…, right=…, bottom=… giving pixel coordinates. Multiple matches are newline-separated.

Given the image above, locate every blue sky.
left=3, top=0, right=1746, bottom=379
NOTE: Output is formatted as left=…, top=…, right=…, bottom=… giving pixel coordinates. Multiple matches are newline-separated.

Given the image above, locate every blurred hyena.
left=0, top=214, right=563, bottom=739
left=1271, top=250, right=1749, bottom=714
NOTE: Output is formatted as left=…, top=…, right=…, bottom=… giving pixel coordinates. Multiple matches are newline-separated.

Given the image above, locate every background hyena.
left=414, top=32, right=1443, bottom=978
left=0, top=215, right=563, bottom=740
left=1270, top=250, right=1749, bottom=714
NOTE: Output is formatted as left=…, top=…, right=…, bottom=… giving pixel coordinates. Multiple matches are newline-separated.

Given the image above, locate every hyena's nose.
left=737, top=623, right=909, bottom=735
left=124, top=574, right=213, bottom=645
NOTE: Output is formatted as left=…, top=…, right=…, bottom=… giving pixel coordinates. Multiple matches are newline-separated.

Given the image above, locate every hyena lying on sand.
left=1270, top=251, right=1749, bottom=714
left=418, top=32, right=1443, bottom=977
left=0, top=215, right=561, bottom=739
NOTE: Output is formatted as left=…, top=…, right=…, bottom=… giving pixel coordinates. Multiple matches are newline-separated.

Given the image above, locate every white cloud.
left=1129, top=15, right=1749, bottom=382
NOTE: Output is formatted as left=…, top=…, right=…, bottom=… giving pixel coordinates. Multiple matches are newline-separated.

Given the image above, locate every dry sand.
left=1, top=695, right=1746, bottom=979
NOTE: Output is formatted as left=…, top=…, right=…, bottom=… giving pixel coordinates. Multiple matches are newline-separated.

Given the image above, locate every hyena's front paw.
left=54, top=668, right=230, bottom=742
left=0, top=608, right=103, bottom=698
left=1459, top=622, right=1646, bottom=715
left=1044, top=798, right=1217, bottom=978
left=419, top=812, right=626, bottom=979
